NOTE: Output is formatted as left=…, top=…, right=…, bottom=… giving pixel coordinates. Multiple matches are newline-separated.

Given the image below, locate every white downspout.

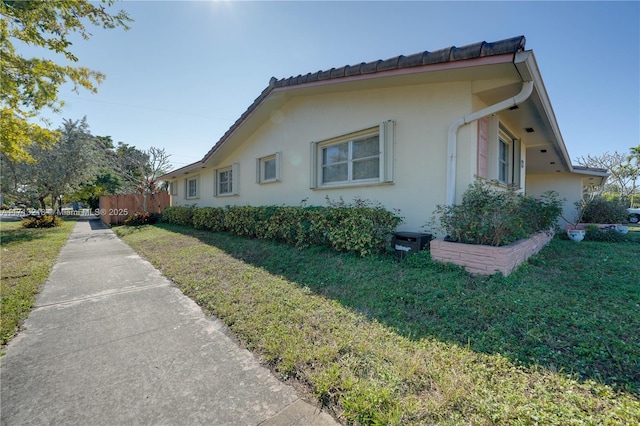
left=446, top=80, right=534, bottom=205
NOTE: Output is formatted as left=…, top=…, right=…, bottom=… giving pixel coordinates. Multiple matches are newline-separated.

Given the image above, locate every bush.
left=583, top=224, right=630, bottom=242
left=123, top=212, right=159, bottom=226
left=160, top=201, right=403, bottom=256
left=21, top=214, right=62, bottom=228
left=432, top=181, right=562, bottom=246
left=580, top=197, right=628, bottom=224
left=161, top=206, right=196, bottom=226
left=193, top=207, right=226, bottom=232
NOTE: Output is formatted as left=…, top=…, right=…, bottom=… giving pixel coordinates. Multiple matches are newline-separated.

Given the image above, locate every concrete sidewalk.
left=1, top=217, right=337, bottom=425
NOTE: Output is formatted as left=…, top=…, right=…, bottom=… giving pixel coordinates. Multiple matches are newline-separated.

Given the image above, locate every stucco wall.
left=170, top=79, right=525, bottom=231
left=527, top=173, right=584, bottom=226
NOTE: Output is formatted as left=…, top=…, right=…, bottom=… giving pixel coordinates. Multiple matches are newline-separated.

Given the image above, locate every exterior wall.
left=526, top=173, right=584, bottom=226
left=170, top=79, right=525, bottom=231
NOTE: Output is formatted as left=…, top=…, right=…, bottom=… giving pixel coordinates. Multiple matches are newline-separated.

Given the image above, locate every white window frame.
left=256, top=152, right=281, bottom=184
left=310, top=121, right=394, bottom=189
left=185, top=176, right=199, bottom=199
left=215, top=163, right=239, bottom=196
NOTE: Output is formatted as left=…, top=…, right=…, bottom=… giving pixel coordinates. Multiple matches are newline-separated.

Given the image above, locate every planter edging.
left=430, top=230, right=555, bottom=276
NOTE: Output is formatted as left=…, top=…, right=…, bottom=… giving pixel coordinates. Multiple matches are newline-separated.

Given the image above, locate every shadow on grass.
left=0, top=224, right=51, bottom=246
left=0, top=217, right=79, bottom=246
left=156, top=223, right=640, bottom=396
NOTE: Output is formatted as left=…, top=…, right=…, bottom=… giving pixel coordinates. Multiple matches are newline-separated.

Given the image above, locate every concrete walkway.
left=1, top=217, right=337, bottom=425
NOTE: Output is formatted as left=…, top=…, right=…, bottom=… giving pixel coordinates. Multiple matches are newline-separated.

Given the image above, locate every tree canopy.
left=0, top=0, right=131, bottom=162
left=576, top=145, right=640, bottom=207
left=1, top=117, right=172, bottom=211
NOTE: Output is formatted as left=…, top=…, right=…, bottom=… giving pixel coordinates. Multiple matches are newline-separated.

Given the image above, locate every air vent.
left=540, top=149, right=547, bottom=153
left=525, top=127, right=535, bottom=133
left=550, top=162, right=555, bottom=165
left=509, top=105, right=519, bottom=110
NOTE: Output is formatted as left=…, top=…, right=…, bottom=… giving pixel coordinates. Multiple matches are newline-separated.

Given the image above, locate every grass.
left=115, top=223, right=640, bottom=424
left=0, top=219, right=75, bottom=347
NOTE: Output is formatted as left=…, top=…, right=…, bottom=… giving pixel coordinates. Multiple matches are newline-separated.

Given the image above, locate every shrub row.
left=162, top=203, right=403, bottom=256
left=431, top=180, right=562, bottom=247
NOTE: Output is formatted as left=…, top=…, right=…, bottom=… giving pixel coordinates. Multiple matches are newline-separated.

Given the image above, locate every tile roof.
left=189, top=36, right=527, bottom=169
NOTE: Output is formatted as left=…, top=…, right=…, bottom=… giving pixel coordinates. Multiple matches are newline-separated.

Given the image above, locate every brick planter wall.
left=430, top=230, right=555, bottom=276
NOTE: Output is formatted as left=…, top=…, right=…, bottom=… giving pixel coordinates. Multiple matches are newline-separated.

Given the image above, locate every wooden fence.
left=98, top=192, right=170, bottom=226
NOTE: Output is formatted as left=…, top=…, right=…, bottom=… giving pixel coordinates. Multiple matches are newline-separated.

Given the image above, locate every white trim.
left=169, top=181, right=178, bottom=196
left=215, top=163, right=239, bottom=197
left=256, top=152, right=281, bottom=184
left=185, top=176, right=199, bottom=199
left=310, top=121, right=394, bottom=189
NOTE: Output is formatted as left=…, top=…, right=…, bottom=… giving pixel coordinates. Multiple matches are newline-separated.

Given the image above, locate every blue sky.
left=29, top=1, right=639, bottom=170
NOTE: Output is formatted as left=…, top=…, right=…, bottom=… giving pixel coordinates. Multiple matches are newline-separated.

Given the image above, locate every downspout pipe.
left=446, top=80, right=534, bottom=205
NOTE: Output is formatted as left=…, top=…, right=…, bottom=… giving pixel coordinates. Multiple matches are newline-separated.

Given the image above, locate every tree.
left=71, top=171, right=122, bottom=209
left=0, top=0, right=131, bottom=162
left=116, top=144, right=172, bottom=213
left=2, top=117, right=102, bottom=212
left=575, top=149, right=640, bottom=206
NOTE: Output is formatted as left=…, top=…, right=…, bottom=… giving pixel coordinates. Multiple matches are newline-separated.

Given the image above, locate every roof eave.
left=200, top=53, right=519, bottom=167
left=515, top=51, right=575, bottom=173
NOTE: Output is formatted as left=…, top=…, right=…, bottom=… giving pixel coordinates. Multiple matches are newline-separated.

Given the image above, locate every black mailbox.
left=392, top=232, right=432, bottom=255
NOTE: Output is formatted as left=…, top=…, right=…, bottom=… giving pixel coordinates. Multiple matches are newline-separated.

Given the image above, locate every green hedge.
left=162, top=203, right=402, bottom=256
left=161, top=206, right=196, bottom=226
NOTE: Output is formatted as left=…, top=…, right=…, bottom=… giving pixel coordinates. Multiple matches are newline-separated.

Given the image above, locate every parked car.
left=628, top=207, right=640, bottom=224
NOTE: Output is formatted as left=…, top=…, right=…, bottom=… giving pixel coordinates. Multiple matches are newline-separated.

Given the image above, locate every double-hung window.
left=185, top=177, right=198, bottom=199
left=322, top=134, right=379, bottom=183
left=311, top=121, right=394, bottom=189
left=215, top=163, right=239, bottom=196
left=169, top=181, right=178, bottom=196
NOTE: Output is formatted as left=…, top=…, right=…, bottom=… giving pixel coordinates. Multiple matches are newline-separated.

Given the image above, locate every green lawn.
left=0, top=220, right=75, bottom=347
left=115, top=223, right=639, bottom=424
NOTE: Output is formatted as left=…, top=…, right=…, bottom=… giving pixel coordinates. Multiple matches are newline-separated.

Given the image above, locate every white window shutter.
left=513, top=138, right=522, bottom=188
left=309, top=142, right=318, bottom=189
left=275, top=152, right=281, bottom=181
left=380, top=120, right=395, bottom=183
left=232, top=163, right=239, bottom=195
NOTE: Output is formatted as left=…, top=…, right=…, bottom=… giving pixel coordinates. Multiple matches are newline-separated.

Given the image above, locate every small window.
left=215, top=163, right=239, bottom=196
left=186, top=177, right=198, bottom=199
left=311, top=121, right=394, bottom=189
left=256, top=152, right=281, bottom=184
left=169, top=181, right=178, bottom=195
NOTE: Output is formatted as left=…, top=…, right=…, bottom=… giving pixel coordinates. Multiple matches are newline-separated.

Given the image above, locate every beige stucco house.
left=162, top=36, right=606, bottom=232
